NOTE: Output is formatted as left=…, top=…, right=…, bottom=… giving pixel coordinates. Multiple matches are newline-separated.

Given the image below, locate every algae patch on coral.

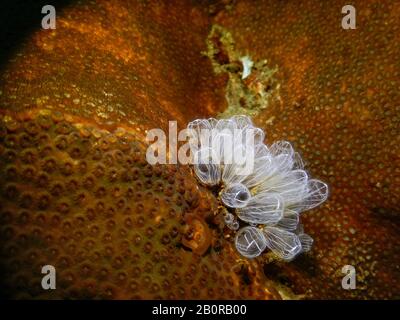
left=203, top=25, right=280, bottom=118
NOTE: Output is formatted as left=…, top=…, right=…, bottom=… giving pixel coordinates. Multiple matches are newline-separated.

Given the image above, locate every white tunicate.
left=275, top=209, right=299, bottom=231
left=186, top=116, right=329, bottom=261
left=224, top=212, right=234, bottom=224
left=247, top=127, right=265, bottom=146
left=193, top=147, right=221, bottom=186
left=187, top=119, right=214, bottom=153
left=299, top=233, right=313, bottom=252
left=212, top=128, right=235, bottom=165
left=221, top=183, right=251, bottom=208
left=258, top=169, right=309, bottom=208
left=269, top=140, right=294, bottom=159
left=303, top=179, right=329, bottom=210
left=231, top=221, right=239, bottom=230
left=233, top=126, right=264, bottom=152
left=222, top=144, right=253, bottom=185
left=292, top=152, right=305, bottom=170
left=235, top=226, right=267, bottom=258
left=241, top=144, right=273, bottom=188
left=208, top=118, right=218, bottom=128
left=270, top=151, right=295, bottom=175
left=291, top=179, right=329, bottom=212
left=224, top=212, right=239, bottom=230
left=237, top=192, right=283, bottom=225
left=215, top=118, right=237, bottom=130
left=263, top=226, right=302, bottom=261
left=231, top=115, right=253, bottom=129
left=248, top=152, right=294, bottom=189
left=228, top=221, right=240, bottom=231
left=295, top=223, right=304, bottom=235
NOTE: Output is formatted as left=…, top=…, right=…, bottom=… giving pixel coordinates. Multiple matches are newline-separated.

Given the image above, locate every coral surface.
left=0, top=0, right=399, bottom=299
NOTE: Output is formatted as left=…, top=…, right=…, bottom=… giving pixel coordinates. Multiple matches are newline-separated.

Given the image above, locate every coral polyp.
left=187, top=115, right=328, bottom=260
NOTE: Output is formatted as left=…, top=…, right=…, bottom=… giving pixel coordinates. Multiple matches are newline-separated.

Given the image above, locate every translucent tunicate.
left=186, top=116, right=329, bottom=261
left=228, top=221, right=239, bottom=231
left=275, top=209, right=299, bottom=231
left=263, top=226, right=302, bottom=261
left=193, top=147, right=221, bottom=186
left=221, top=183, right=251, bottom=208
left=224, top=212, right=234, bottom=224
left=299, top=233, right=313, bottom=252
left=237, top=192, right=283, bottom=224
left=235, top=226, right=267, bottom=258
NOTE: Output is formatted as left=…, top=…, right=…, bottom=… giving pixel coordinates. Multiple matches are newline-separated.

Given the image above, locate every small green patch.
left=203, top=25, right=280, bottom=118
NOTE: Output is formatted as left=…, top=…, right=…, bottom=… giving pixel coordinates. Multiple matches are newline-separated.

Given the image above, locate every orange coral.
left=0, top=108, right=275, bottom=299
left=0, top=0, right=399, bottom=299
left=214, top=0, right=400, bottom=299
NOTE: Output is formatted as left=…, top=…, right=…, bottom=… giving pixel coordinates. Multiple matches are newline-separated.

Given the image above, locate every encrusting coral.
left=0, top=0, right=399, bottom=299
left=0, top=109, right=277, bottom=299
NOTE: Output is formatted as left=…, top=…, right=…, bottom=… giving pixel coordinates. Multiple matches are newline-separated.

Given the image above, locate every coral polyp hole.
left=4, top=183, right=19, bottom=199
left=55, top=136, right=68, bottom=150
left=4, top=150, right=17, bottom=162
left=24, top=121, right=40, bottom=136
left=21, top=149, right=37, bottom=164
left=21, top=166, right=36, bottom=180
left=37, top=193, right=51, bottom=210
left=50, top=182, right=64, bottom=197
left=5, top=165, right=18, bottom=180
left=19, top=193, right=34, bottom=209
left=37, top=115, right=52, bottom=129
left=42, top=158, right=57, bottom=173
left=61, top=161, right=74, bottom=176
left=55, top=121, right=72, bottom=135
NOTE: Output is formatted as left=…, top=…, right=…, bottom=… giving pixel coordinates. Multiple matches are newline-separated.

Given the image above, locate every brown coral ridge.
left=0, top=108, right=276, bottom=299
left=0, top=0, right=399, bottom=299
left=214, top=0, right=400, bottom=299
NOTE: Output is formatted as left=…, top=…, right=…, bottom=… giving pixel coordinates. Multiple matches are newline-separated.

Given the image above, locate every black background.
left=0, top=0, right=72, bottom=69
